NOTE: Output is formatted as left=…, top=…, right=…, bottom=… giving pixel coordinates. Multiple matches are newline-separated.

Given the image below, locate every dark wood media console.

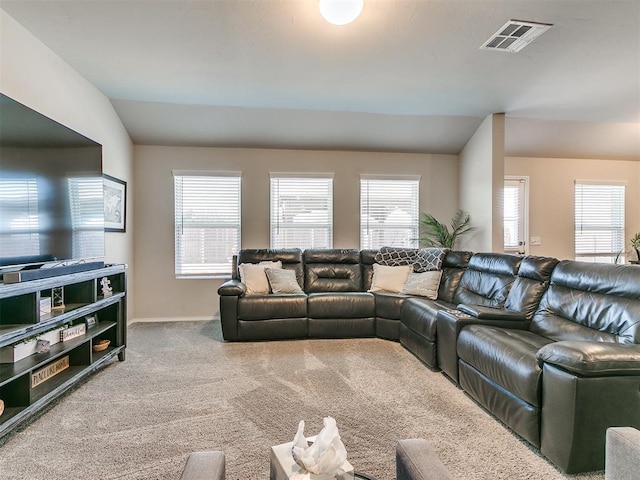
left=0, top=265, right=126, bottom=440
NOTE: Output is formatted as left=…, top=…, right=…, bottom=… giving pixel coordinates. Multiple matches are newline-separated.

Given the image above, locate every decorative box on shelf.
left=0, top=327, right=64, bottom=364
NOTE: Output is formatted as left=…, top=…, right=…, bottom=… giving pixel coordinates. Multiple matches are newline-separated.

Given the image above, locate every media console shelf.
left=0, top=265, right=126, bottom=440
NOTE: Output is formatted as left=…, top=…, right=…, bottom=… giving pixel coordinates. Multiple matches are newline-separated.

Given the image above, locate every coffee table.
left=270, top=440, right=378, bottom=480
left=354, top=472, right=377, bottom=480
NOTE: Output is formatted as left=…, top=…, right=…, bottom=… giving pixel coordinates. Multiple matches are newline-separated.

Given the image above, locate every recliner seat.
left=436, top=255, right=559, bottom=382
left=304, top=249, right=376, bottom=338
left=399, top=252, right=520, bottom=369
left=456, top=260, right=640, bottom=473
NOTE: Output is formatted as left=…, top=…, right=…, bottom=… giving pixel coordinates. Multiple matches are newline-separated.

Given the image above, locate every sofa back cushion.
left=530, top=260, right=640, bottom=344
left=438, top=251, right=473, bottom=303
left=304, top=249, right=362, bottom=293
left=453, top=253, right=521, bottom=307
left=236, top=249, right=304, bottom=288
left=504, top=255, right=559, bottom=319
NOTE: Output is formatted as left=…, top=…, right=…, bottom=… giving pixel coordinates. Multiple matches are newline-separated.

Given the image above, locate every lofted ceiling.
left=1, top=0, right=639, bottom=159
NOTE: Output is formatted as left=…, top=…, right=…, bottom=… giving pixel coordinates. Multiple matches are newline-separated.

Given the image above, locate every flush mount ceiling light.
left=481, top=19, right=552, bottom=53
left=319, top=0, right=364, bottom=26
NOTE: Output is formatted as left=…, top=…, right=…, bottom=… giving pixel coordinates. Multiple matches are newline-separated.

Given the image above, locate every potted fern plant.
left=631, top=232, right=640, bottom=264
left=418, top=209, right=476, bottom=249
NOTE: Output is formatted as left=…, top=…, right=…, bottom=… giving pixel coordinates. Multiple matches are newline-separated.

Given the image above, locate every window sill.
left=175, top=274, right=231, bottom=280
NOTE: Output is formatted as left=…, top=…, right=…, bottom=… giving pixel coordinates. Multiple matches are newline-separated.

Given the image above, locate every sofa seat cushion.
left=308, top=292, right=375, bottom=318
left=400, top=298, right=455, bottom=341
left=237, top=294, right=307, bottom=320
left=458, top=326, right=553, bottom=407
left=374, top=292, right=409, bottom=320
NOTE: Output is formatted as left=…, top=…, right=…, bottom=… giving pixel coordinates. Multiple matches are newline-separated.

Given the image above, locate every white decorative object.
left=39, top=297, right=52, bottom=316
left=271, top=438, right=354, bottom=480
left=100, top=277, right=113, bottom=297
left=292, top=417, right=349, bottom=477
left=0, top=399, right=4, bottom=417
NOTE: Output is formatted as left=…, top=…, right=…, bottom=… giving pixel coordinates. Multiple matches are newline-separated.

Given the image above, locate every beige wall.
left=133, top=146, right=458, bottom=320
left=459, top=114, right=505, bottom=252
left=0, top=9, right=135, bottom=316
left=505, top=156, right=640, bottom=261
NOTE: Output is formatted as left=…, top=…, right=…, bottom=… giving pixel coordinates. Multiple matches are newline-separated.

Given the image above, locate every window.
left=360, top=175, right=420, bottom=249
left=0, top=178, right=40, bottom=257
left=575, top=181, right=625, bottom=263
left=270, top=174, right=333, bottom=249
left=68, top=177, right=104, bottom=259
left=174, top=172, right=241, bottom=277
left=504, top=176, right=528, bottom=254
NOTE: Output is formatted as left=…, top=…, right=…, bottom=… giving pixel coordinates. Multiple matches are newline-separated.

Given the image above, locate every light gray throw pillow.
left=265, top=268, right=303, bottom=294
left=402, top=271, right=443, bottom=299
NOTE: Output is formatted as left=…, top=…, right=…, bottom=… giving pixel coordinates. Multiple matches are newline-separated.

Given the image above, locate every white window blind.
left=504, top=177, right=527, bottom=254
left=270, top=174, right=333, bottom=249
left=575, top=182, right=625, bottom=263
left=0, top=178, right=40, bottom=257
left=174, top=172, right=241, bottom=276
left=68, top=177, right=104, bottom=259
left=360, top=176, right=420, bottom=249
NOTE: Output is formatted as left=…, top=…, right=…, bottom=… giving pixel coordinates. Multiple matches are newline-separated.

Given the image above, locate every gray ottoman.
left=396, top=439, right=452, bottom=480
left=606, top=427, right=640, bottom=480
left=180, top=451, right=225, bottom=480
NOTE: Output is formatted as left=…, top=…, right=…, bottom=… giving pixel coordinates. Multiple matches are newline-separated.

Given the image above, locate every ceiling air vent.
left=480, top=20, right=552, bottom=53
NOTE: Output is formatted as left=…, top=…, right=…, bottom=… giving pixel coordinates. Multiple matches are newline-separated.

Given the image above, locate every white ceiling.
left=2, top=0, right=639, bottom=158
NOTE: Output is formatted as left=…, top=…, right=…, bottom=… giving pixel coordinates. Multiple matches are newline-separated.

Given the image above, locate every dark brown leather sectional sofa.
left=218, top=248, right=640, bottom=473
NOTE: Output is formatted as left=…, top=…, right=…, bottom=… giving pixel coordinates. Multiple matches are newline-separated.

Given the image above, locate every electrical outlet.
left=531, top=236, right=542, bottom=246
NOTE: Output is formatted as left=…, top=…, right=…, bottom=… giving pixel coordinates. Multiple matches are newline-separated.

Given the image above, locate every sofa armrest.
left=180, top=451, right=225, bottom=480
left=436, top=309, right=529, bottom=383
left=456, top=304, right=526, bottom=321
left=537, top=341, right=640, bottom=377
left=218, top=281, right=243, bottom=341
left=396, top=439, right=452, bottom=480
left=606, top=427, right=640, bottom=480
left=218, top=279, right=246, bottom=296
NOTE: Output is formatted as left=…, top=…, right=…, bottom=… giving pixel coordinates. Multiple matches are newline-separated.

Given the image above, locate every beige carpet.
left=0, top=320, right=604, bottom=480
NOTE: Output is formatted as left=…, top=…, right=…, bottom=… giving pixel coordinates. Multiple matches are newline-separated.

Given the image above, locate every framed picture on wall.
left=103, top=174, right=127, bottom=232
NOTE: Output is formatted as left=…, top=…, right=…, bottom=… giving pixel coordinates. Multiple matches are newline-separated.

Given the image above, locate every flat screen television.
left=0, top=93, right=105, bottom=277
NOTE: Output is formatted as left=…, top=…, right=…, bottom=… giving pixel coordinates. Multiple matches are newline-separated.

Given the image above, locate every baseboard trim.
left=129, top=316, right=218, bottom=324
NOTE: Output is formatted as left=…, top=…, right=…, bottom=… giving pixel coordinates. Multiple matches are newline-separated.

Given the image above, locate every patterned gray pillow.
left=414, top=248, right=448, bottom=272
left=373, top=247, right=418, bottom=267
